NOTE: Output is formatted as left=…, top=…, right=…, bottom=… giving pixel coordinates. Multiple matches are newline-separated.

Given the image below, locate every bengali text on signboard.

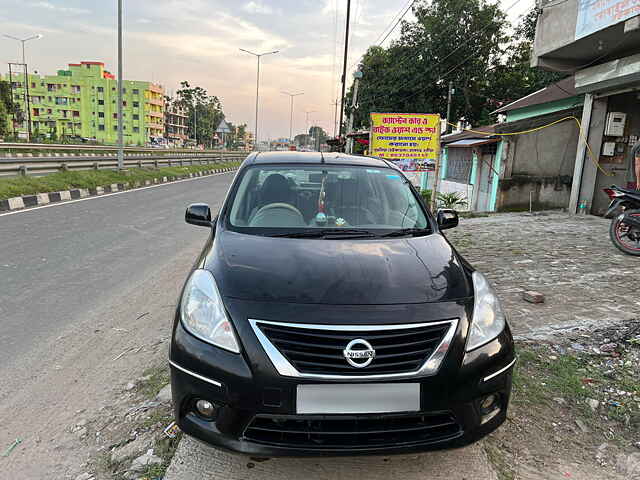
left=369, top=112, right=440, bottom=172
left=576, top=0, right=640, bottom=39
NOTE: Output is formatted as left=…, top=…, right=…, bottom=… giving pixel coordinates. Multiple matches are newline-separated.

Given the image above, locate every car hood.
left=205, top=230, right=472, bottom=305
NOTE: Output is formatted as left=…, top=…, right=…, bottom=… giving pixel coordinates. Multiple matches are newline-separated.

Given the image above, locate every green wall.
left=3, top=62, right=160, bottom=145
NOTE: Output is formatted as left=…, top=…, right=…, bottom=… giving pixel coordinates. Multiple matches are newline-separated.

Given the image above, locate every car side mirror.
left=185, top=203, right=212, bottom=227
left=437, top=209, right=459, bottom=230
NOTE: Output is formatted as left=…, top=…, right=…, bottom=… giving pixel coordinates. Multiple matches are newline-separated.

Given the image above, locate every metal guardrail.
left=0, top=142, right=244, bottom=153
left=0, top=153, right=247, bottom=178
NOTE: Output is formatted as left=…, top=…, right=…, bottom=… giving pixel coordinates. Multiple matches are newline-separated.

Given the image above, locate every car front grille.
left=255, top=321, right=452, bottom=376
left=243, top=412, right=462, bottom=449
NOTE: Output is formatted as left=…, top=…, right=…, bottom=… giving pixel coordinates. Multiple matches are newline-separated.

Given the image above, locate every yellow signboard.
left=369, top=112, right=440, bottom=172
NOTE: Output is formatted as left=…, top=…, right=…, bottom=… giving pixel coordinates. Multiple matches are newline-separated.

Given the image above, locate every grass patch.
left=513, top=343, right=640, bottom=431
left=138, top=365, right=170, bottom=400
left=484, top=442, right=515, bottom=480
left=0, top=161, right=240, bottom=200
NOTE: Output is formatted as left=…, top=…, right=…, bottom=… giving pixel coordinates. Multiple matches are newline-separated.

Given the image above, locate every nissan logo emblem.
left=343, top=339, right=376, bottom=368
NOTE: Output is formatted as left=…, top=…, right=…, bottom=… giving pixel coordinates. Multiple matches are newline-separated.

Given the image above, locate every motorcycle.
left=603, top=185, right=640, bottom=256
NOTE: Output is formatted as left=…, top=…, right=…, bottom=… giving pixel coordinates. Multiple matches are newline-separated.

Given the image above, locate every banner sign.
left=576, top=0, right=640, bottom=39
left=369, top=113, right=440, bottom=172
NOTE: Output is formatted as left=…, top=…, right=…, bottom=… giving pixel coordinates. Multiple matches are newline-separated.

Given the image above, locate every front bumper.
left=169, top=305, right=515, bottom=457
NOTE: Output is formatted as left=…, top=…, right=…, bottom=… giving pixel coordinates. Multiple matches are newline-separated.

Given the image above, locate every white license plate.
left=296, top=383, right=420, bottom=414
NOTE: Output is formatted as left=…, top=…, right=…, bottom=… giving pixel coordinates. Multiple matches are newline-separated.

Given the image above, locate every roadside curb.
left=0, top=167, right=238, bottom=213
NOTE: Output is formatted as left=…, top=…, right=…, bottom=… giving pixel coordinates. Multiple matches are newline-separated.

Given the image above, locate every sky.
left=0, top=0, right=534, bottom=141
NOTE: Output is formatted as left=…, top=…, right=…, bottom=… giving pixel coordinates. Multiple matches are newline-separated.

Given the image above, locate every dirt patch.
left=485, top=322, right=640, bottom=479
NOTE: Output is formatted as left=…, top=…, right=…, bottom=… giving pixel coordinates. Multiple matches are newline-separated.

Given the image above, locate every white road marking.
left=0, top=171, right=234, bottom=218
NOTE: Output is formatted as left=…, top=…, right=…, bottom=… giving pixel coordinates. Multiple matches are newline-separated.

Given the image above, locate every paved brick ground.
left=164, top=212, right=640, bottom=480
left=448, top=212, right=640, bottom=338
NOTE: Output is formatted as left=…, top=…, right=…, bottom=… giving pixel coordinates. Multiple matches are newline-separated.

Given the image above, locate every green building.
left=3, top=61, right=165, bottom=145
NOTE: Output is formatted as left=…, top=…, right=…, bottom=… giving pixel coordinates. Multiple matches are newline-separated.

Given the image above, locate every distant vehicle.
left=170, top=151, right=515, bottom=457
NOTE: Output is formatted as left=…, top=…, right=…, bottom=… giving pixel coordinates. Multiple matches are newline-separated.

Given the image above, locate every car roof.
left=242, top=151, right=398, bottom=169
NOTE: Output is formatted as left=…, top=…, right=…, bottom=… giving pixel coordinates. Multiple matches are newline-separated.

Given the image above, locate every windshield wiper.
left=380, top=227, right=431, bottom=238
left=271, top=228, right=378, bottom=239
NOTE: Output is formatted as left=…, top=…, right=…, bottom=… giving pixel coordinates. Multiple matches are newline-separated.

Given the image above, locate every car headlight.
left=180, top=269, right=240, bottom=353
left=466, top=272, right=506, bottom=352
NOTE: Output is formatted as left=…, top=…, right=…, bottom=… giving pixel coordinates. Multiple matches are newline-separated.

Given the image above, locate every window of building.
left=32, top=108, right=39, bottom=116
left=86, top=64, right=91, bottom=69
left=47, top=109, right=52, bottom=114
left=113, top=125, right=118, bottom=131
left=133, top=114, right=139, bottom=120
left=98, top=100, right=104, bottom=105
left=133, top=89, right=139, bottom=95
left=31, top=82, right=36, bottom=89
left=97, top=86, right=104, bottom=93
left=48, top=96, right=52, bottom=102
left=98, top=124, right=105, bottom=131
left=133, top=101, right=139, bottom=108
left=71, top=85, right=81, bottom=94
left=98, top=112, right=104, bottom=118
left=123, top=88, right=127, bottom=93
left=123, top=101, right=127, bottom=106
left=112, top=87, right=116, bottom=91
left=133, top=127, right=139, bottom=133
left=113, top=113, right=118, bottom=119
left=444, top=149, right=473, bottom=184
left=73, top=111, right=80, bottom=117
left=55, top=97, right=68, bottom=105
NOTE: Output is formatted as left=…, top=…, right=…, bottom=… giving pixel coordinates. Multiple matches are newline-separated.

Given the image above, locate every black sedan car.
left=170, top=151, right=515, bottom=456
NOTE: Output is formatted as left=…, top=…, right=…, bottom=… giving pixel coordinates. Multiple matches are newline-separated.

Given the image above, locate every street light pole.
left=338, top=0, right=352, bottom=141
left=117, top=0, right=124, bottom=169
left=3, top=33, right=42, bottom=142
left=240, top=49, right=279, bottom=150
left=281, top=91, right=303, bottom=144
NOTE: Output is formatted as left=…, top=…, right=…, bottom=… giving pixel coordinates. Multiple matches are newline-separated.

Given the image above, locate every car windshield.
left=227, top=164, right=429, bottom=236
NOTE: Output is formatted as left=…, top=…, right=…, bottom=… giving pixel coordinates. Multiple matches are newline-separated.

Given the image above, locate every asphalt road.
left=0, top=173, right=232, bottom=372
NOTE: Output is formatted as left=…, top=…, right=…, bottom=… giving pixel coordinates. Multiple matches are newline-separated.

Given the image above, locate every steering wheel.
left=249, top=202, right=306, bottom=227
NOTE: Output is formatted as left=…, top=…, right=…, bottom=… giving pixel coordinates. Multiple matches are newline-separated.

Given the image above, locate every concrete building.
left=532, top=1, right=640, bottom=214
left=165, top=100, right=189, bottom=146
left=436, top=75, right=589, bottom=212
left=3, top=61, right=164, bottom=145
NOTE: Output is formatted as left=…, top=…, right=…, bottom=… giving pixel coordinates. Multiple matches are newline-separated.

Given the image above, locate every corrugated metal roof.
left=493, top=76, right=577, bottom=114
left=447, top=138, right=500, bottom=147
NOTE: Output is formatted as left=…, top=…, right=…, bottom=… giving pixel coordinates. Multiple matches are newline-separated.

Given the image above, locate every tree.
left=347, top=0, right=507, bottom=129
left=347, top=1, right=564, bottom=129
left=0, top=81, right=15, bottom=137
left=176, top=81, right=225, bottom=148
left=482, top=9, right=565, bottom=115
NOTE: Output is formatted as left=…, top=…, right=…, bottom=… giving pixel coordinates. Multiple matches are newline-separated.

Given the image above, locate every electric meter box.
left=602, top=142, right=615, bottom=156
left=605, top=112, right=627, bottom=136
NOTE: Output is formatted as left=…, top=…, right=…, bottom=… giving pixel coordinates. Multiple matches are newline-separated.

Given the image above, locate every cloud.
left=30, top=1, right=90, bottom=15
left=136, top=18, right=153, bottom=24
left=242, top=1, right=273, bottom=15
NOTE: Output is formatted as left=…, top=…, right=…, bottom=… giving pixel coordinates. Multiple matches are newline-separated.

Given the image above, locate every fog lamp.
left=480, top=394, right=498, bottom=412
left=195, top=399, right=217, bottom=419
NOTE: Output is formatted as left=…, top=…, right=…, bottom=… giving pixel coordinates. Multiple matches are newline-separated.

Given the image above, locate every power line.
left=376, top=0, right=417, bottom=46
left=363, top=0, right=525, bottom=107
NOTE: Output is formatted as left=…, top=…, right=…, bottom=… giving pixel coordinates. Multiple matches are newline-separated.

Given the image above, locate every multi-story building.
left=164, top=99, right=189, bottom=146
left=3, top=61, right=164, bottom=145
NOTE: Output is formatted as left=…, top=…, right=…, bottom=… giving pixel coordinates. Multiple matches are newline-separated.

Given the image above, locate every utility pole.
left=3, top=34, right=42, bottom=142
left=240, top=49, right=279, bottom=151
left=338, top=0, right=351, bottom=142
left=281, top=91, right=303, bottom=144
left=346, top=69, right=362, bottom=154
left=445, top=80, right=453, bottom=134
left=331, top=99, right=339, bottom=138
left=117, top=0, right=124, bottom=169
left=193, top=97, right=198, bottom=147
